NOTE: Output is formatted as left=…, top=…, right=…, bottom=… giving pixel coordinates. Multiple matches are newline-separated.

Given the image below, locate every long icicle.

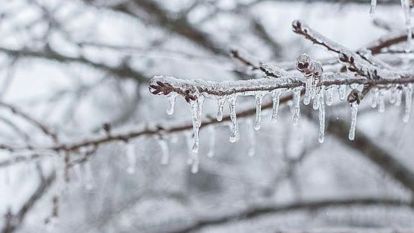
left=403, top=84, right=413, bottom=123
left=254, top=94, right=263, bottom=130
left=191, top=96, right=204, bottom=153
left=292, top=87, right=302, bottom=125
left=271, top=90, right=281, bottom=121
left=318, top=86, right=326, bottom=143
left=229, top=95, right=239, bottom=143
left=349, top=102, right=359, bottom=141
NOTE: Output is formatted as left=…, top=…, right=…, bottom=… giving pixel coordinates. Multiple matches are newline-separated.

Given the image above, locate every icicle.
left=313, top=91, right=320, bottom=110
left=349, top=102, right=359, bottom=141
left=401, top=0, right=413, bottom=50
left=166, top=93, right=177, bottom=115
left=126, top=143, right=136, bottom=174
left=339, top=85, right=347, bottom=101
left=292, top=87, right=302, bottom=125
left=403, top=84, right=413, bottom=123
left=370, top=0, right=377, bottom=16
left=159, top=139, right=170, bottom=165
left=207, top=126, right=215, bottom=158
left=228, top=95, right=239, bottom=143
left=325, top=87, right=334, bottom=106
left=390, top=86, right=397, bottom=104
left=378, top=90, right=385, bottom=113
left=190, top=96, right=204, bottom=153
left=396, top=88, right=403, bottom=106
left=303, top=78, right=313, bottom=105
left=247, top=120, right=256, bottom=157
left=371, top=88, right=379, bottom=108
left=216, top=97, right=226, bottom=122
left=318, top=87, right=326, bottom=143
left=271, top=90, right=281, bottom=121
left=254, top=94, right=263, bottom=130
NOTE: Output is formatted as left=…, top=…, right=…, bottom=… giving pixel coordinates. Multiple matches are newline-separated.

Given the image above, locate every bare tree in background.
left=1, top=0, right=414, bottom=233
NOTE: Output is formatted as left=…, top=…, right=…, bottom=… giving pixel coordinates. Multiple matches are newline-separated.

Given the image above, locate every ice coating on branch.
left=254, top=94, right=264, bottom=130
left=190, top=96, right=204, bottom=153
left=318, top=87, right=326, bottom=143
left=292, top=87, right=302, bottom=125
left=247, top=120, right=256, bottom=157
left=229, top=95, right=239, bottom=143
left=403, top=84, right=413, bottom=122
left=166, top=93, right=177, bottom=115
left=126, top=143, right=136, bottom=174
left=349, top=102, right=359, bottom=141
left=159, top=139, right=170, bottom=165
left=271, top=90, right=281, bottom=121
left=370, top=0, right=377, bottom=16
left=216, top=97, right=226, bottom=121
left=207, top=126, right=215, bottom=158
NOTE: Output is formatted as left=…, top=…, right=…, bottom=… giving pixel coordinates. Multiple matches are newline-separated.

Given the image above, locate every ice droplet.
left=271, top=90, right=281, bottom=121
left=229, top=96, right=239, bottom=143
left=349, top=102, right=359, bottom=141
left=292, top=87, right=302, bottom=125
left=254, top=94, right=264, bottom=130
left=126, top=143, right=136, bottom=174
left=166, top=93, right=177, bottom=115
left=403, top=84, right=413, bottom=123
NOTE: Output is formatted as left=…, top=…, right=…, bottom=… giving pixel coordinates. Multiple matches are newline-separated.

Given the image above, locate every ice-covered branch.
left=150, top=75, right=414, bottom=101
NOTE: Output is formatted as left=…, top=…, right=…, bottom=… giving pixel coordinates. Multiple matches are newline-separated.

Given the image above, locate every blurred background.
left=0, top=0, right=414, bottom=232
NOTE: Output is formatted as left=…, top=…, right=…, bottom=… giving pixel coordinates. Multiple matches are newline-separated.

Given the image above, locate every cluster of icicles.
left=160, top=82, right=413, bottom=173
left=371, top=0, right=413, bottom=50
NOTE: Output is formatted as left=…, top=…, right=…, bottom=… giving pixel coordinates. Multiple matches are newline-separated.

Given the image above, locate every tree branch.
left=169, top=197, right=413, bottom=233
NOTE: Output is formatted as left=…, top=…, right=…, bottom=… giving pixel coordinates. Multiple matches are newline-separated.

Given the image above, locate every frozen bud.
left=311, top=61, right=323, bottom=77
left=347, top=89, right=362, bottom=105
left=296, top=53, right=311, bottom=75
left=292, top=20, right=303, bottom=32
